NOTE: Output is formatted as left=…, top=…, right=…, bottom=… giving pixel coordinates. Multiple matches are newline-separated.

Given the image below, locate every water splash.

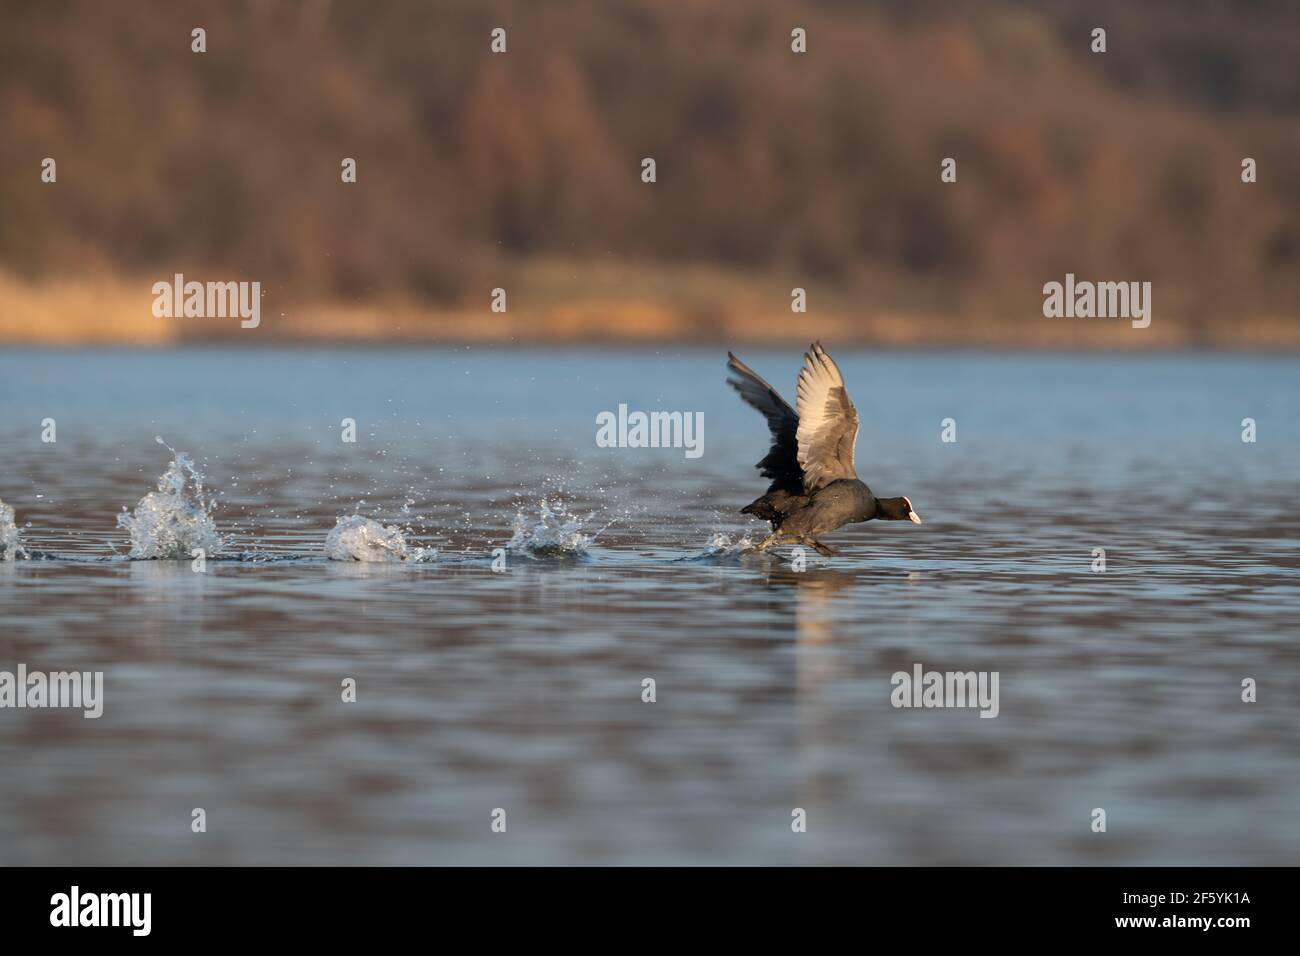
left=0, top=499, right=28, bottom=560
left=116, top=438, right=223, bottom=559
left=506, top=500, right=592, bottom=557
left=675, top=531, right=776, bottom=565
left=324, top=515, right=434, bottom=562
left=702, top=531, right=755, bottom=556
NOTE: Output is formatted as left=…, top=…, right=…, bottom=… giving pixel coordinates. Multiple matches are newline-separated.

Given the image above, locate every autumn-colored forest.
left=2, top=0, right=1298, bottom=346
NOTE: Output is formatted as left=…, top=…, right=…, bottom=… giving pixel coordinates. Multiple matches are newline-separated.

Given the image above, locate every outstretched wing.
left=795, top=342, right=860, bottom=492
left=726, top=351, right=803, bottom=496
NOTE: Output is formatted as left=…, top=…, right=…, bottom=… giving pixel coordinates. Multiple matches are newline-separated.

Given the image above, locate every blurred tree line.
left=1, top=0, right=1297, bottom=324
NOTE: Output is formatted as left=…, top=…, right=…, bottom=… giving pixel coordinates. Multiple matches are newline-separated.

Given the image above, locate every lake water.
left=1, top=347, right=1297, bottom=865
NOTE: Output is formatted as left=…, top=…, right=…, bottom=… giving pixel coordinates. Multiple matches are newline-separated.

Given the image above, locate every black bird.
left=727, top=342, right=921, bottom=556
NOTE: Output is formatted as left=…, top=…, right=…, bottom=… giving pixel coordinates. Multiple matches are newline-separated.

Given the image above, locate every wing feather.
left=794, top=342, right=859, bottom=492
left=726, top=352, right=803, bottom=496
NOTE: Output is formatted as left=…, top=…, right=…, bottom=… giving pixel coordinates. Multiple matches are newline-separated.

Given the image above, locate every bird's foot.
left=804, top=538, right=836, bottom=557
left=756, top=532, right=801, bottom=553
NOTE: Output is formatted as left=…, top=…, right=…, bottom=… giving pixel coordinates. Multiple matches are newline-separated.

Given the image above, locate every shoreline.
left=3, top=273, right=1297, bottom=350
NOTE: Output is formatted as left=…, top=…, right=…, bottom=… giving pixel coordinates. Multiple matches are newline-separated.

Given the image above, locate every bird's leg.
left=804, top=537, right=836, bottom=557
left=756, top=532, right=798, bottom=552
